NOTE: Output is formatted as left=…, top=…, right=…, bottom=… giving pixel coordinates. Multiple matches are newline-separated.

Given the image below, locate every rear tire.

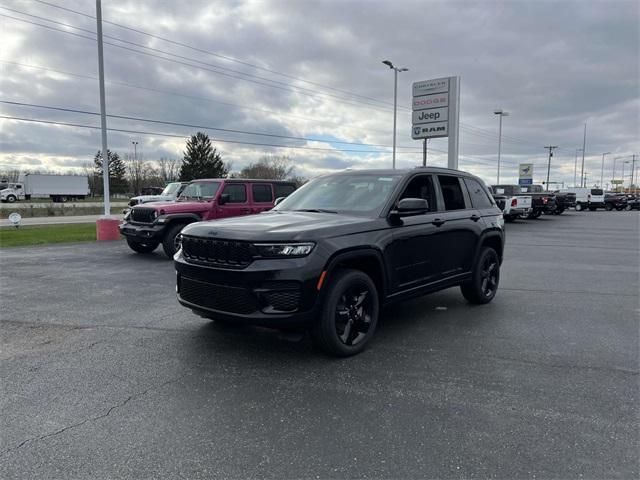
left=575, top=203, right=583, bottom=211
left=460, top=247, right=500, bottom=305
left=162, top=223, right=186, bottom=258
left=126, top=237, right=158, bottom=253
left=311, top=269, right=379, bottom=357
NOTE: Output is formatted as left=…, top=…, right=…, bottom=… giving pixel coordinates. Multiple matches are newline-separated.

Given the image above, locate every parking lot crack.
left=0, top=375, right=186, bottom=457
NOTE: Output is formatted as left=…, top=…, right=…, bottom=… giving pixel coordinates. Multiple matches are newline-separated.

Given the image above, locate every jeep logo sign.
left=412, top=107, right=448, bottom=125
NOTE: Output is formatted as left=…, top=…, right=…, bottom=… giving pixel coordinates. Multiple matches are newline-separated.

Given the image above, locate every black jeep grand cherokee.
left=175, top=167, right=505, bottom=356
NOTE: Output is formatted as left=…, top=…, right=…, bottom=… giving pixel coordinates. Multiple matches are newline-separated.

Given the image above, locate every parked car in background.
left=490, top=185, right=532, bottom=222
left=175, top=167, right=505, bottom=357
left=604, top=192, right=629, bottom=211
left=119, top=179, right=297, bottom=257
left=624, top=194, right=639, bottom=210
left=561, top=187, right=605, bottom=211
left=124, top=181, right=189, bottom=213
left=0, top=174, right=89, bottom=203
left=491, top=184, right=555, bottom=219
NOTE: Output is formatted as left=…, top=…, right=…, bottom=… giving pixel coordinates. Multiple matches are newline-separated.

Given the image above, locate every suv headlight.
left=254, top=242, right=315, bottom=258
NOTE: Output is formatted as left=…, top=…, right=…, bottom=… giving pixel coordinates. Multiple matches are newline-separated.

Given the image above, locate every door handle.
left=432, top=218, right=446, bottom=227
left=470, top=214, right=480, bottom=222
left=241, top=208, right=251, bottom=213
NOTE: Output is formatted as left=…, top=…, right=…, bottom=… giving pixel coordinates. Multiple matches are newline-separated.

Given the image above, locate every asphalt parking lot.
left=1, top=211, right=638, bottom=479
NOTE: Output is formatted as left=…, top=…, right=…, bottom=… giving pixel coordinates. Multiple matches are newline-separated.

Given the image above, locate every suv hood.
left=132, top=194, right=173, bottom=203
left=182, top=211, right=380, bottom=241
left=134, top=200, right=212, bottom=214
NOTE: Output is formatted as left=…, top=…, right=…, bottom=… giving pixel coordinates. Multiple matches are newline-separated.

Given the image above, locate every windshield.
left=179, top=181, right=221, bottom=200
left=273, top=173, right=402, bottom=216
left=161, top=182, right=182, bottom=196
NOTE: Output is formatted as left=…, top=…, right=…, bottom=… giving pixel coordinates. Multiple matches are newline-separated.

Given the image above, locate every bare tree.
left=238, top=155, right=295, bottom=180
left=157, top=157, right=180, bottom=183
left=0, top=168, right=21, bottom=182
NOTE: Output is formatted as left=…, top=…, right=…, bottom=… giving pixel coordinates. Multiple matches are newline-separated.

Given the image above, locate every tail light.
left=511, top=199, right=518, bottom=207
left=543, top=197, right=548, bottom=204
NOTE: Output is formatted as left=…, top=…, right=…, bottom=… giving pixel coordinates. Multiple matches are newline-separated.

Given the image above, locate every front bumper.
left=118, top=221, right=164, bottom=242
left=174, top=249, right=329, bottom=328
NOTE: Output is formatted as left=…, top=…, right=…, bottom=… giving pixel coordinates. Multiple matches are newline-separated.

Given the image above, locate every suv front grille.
left=130, top=207, right=156, bottom=223
left=182, top=236, right=254, bottom=268
left=179, top=276, right=257, bottom=314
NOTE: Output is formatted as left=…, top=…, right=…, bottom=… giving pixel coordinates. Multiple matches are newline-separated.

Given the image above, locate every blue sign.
left=519, top=178, right=533, bottom=185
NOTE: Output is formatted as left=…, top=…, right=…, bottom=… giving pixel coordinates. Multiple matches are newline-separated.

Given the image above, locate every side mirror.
left=274, top=197, right=285, bottom=206
left=392, top=198, right=430, bottom=217
left=218, top=194, right=230, bottom=205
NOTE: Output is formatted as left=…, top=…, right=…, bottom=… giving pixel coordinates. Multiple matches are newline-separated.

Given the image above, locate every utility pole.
left=580, top=123, right=587, bottom=187
left=631, top=155, right=637, bottom=192
left=96, top=0, right=110, bottom=215
left=132, top=141, right=138, bottom=162
left=600, top=152, right=610, bottom=188
left=544, top=146, right=558, bottom=190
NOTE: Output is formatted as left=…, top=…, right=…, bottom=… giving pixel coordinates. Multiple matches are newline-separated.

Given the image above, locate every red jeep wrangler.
left=119, top=179, right=297, bottom=257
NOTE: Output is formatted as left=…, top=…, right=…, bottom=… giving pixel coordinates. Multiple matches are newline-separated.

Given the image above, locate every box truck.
left=0, top=174, right=90, bottom=203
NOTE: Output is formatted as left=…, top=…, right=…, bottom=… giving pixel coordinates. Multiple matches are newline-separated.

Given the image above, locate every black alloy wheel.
left=460, top=247, right=500, bottom=304
left=335, top=286, right=374, bottom=347
left=312, top=269, right=379, bottom=357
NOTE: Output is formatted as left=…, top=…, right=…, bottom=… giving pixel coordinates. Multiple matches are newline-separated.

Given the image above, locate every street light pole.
left=96, top=0, right=110, bottom=215
left=494, top=109, right=509, bottom=184
left=382, top=60, right=408, bottom=169
left=574, top=148, right=582, bottom=187
left=600, top=152, right=610, bottom=188
left=580, top=123, right=587, bottom=187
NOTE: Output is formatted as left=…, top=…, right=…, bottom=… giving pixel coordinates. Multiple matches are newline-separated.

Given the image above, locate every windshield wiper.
left=292, top=208, right=338, bottom=214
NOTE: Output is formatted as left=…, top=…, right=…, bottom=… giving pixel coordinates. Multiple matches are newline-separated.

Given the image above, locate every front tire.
left=575, top=203, right=583, bottom=211
left=126, top=237, right=158, bottom=253
left=460, top=247, right=500, bottom=305
left=6, top=195, right=16, bottom=203
left=162, top=223, right=186, bottom=258
left=311, top=269, right=379, bottom=357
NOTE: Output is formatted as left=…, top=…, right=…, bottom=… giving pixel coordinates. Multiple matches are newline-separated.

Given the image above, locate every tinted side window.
left=274, top=184, right=296, bottom=198
left=222, top=184, right=247, bottom=203
left=464, top=178, right=494, bottom=209
left=398, top=174, right=437, bottom=212
left=252, top=184, right=273, bottom=203
left=438, top=175, right=467, bottom=210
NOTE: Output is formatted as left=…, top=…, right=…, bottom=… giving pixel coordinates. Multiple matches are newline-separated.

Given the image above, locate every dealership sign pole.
left=411, top=76, right=460, bottom=169
left=96, top=0, right=110, bottom=216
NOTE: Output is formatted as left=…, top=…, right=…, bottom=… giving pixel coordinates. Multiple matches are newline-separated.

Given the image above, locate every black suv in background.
left=174, top=168, right=505, bottom=356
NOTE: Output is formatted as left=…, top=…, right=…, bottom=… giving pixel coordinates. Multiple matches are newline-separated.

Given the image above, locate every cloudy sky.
left=0, top=0, right=638, bottom=187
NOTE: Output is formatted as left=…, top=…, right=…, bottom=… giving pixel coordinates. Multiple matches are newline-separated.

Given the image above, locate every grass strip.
left=0, top=223, right=101, bottom=248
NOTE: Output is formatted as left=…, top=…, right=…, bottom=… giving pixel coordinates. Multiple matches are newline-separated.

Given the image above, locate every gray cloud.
left=0, top=0, right=638, bottom=188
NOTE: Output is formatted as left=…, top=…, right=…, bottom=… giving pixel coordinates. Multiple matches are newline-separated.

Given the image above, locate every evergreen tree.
left=94, top=149, right=128, bottom=194
left=179, top=132, right=227, bottom=181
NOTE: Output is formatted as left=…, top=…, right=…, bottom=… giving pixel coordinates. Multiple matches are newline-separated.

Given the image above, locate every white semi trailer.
left=0, top=174, right=90, bottom=203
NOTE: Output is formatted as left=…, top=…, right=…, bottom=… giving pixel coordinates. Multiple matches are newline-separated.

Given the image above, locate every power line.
left=2, top=7, right=397, bottom=113
left=31, top=0, right=400, bottom=109
left=0, top=60, right=398, bottom=137
left=0, top=99, right=423, bottom=150
left=0, top=115, right=395, bottom=153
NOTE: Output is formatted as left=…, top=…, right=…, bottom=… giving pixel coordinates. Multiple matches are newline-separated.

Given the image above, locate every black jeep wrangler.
left=174, top=168, right=505, bottom=356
